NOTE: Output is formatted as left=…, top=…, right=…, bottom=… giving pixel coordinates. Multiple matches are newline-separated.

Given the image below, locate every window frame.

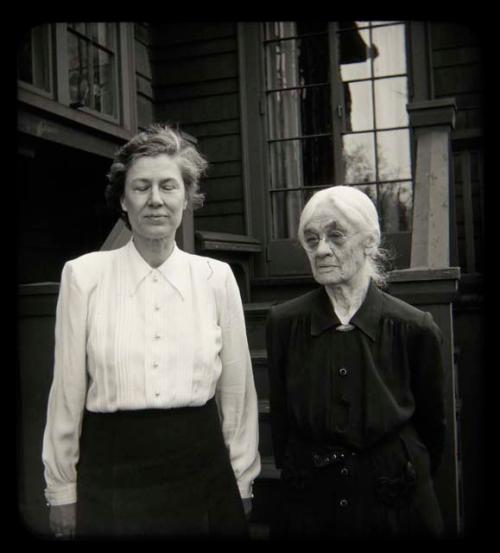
left=18, top=22, right=137, bottom=138
left=238, top=21, right=430, bottom=277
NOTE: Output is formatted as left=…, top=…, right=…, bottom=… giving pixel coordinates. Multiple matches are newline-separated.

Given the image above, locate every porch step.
left=244, top=302, right=274, bottom=350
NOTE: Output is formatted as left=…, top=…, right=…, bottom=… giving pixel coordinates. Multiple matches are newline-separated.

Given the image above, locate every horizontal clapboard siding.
left=430, top=22, right=483, bottom=133
left=150, top=23, right=245, bottom=235
left=134, top=23, right=154, bottom=129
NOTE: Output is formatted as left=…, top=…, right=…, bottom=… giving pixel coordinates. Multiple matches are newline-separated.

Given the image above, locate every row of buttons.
left=152, top=271, right=162, bottom=399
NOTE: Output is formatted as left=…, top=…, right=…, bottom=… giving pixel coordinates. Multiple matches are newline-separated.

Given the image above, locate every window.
left=17, top=24, right=53, bottom=95
left=67, top=23, right=118, bottom=118
left=18, top=23, right=135, bottom=130
left=338, top=22, right=412, bottom=235
left=262, top=22, right=413, bottom=241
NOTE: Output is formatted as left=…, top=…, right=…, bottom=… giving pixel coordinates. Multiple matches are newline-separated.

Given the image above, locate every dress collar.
left=125, top=239, right=189, bottom=300
left=310, top=279, right=383, bottom=341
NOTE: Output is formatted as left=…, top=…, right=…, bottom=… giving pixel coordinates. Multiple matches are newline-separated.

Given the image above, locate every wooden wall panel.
left=150, top=22, right=245, bottom=234
left=429, top=22, right=483, bottom=134
left=134, top=23, right=154, bottom=130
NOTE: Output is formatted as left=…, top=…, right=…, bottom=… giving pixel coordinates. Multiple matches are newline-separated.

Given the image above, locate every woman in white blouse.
left=42, top=124, right=261, bottom=538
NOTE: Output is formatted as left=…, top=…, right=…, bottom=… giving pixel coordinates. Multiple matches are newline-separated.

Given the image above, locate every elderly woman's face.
left=121, top=154, right=187, bottom=241
left=302, top=203, right=370, bottom=286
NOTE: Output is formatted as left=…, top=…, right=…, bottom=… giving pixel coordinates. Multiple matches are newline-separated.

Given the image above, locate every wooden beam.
left=408, top=98, right=457, bottom=268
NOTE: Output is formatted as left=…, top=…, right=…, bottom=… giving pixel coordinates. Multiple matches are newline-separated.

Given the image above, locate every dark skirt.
left=271, top=427, right=444, bottom=539
left=76, top=398, right=248, bottom=539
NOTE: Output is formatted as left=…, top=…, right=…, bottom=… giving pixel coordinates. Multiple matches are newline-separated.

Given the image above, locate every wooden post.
left=407, top=98, right=456, bottom=268
left=402, top=98, right=462, bottom=535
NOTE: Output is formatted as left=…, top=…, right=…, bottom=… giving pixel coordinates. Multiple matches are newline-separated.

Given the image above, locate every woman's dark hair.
left=105, top=123, right=208, bottom=229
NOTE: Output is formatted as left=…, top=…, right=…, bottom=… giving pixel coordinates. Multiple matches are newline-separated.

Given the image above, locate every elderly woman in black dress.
left=43, top=124, right=260, bottom=539
left=266, top=185, right=445, bottom=537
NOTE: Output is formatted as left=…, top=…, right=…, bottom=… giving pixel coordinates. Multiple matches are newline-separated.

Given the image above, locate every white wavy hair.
left=298, top=185, right=390, bottom=288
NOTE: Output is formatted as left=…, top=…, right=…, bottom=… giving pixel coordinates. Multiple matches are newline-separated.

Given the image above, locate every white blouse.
left=42, top=240, right=261, bottom=506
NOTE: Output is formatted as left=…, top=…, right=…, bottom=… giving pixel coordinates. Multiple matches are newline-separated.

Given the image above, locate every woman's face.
left=302, top=203, right=370, bottom=287
left=121, top=154, right=187, bottom=242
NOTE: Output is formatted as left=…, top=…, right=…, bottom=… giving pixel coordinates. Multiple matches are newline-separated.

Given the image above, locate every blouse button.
left=340, top=467, right=349, bottom=477
left=153, top=361, right=159, bottom=369
left=154, top=333, right=161, bottom=340
left=154, top=392, right=160, bottom=397
left=154, top=304, right=160, bottom=311
left=339, top=367, right=348, bottom=376
left=339, top=499, right=349, bottom=508
left=153, top=274, right=159, bottom=282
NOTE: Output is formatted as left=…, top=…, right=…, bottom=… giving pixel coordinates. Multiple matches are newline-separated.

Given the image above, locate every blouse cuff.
left=44, top=484, right=77, bottom=506
left=237, top=480, right=254, bottom=499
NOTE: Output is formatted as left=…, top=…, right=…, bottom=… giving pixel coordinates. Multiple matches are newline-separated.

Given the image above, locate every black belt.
left=312, top=445, right=357, bottom=468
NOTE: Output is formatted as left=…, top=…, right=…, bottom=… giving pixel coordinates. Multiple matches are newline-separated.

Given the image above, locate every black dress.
left=266, top=281, right=445, bottom=537
left=76, top=398, right=248, bottom=538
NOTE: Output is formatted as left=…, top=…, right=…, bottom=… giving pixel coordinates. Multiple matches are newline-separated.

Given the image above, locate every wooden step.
left=258, top=455, right=279, bottom=480
left=251, top=349, right=267, bottom=365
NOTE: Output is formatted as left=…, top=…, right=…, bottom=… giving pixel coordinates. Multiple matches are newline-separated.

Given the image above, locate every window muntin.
left=262, top=21, right=414, bottom=240
left=17, top=24, right=53, bottom=93
left=264, top=22, right=334, bottom=239
left=67, top=23, right=118, bottom=118
left=339, top=21, right=413, bottom=234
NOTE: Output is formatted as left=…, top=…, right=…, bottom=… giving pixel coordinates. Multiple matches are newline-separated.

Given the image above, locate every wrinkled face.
left=121, top=154, right=187, bottom=242
left=302, top=203, right=370, bottom=286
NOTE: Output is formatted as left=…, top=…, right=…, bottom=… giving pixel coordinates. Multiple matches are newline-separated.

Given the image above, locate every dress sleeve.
left=410, top=311, right=447, bottom=475
left=215, top=266, right=261, bottom=498
left=265, top=307, right=289, bottom=469
left=42, top=261, right=88, bottom=506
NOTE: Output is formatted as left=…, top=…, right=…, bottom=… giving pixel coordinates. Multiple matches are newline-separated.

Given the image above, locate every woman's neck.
left=325, top=270, right=371, bottom=325
left=133, top=235, right=175, bottom=268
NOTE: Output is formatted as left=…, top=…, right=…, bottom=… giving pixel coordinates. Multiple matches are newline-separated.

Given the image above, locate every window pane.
left=93, top=48, right=116, bottom=116
left=342, top=133, right=376, bottom=184
left=264, top=21, right=296, bottom=41
left=68, top=32, right=90, bottom=107
left=270, top=190, right=303, bottom=238
left=68, top=22, right=86, bottom=34
left=267, top=86, right=331, bottom=139
left=18, top=25, right=51, bottom=92
left=265, top=35, right=329, bottom=90
left=264, top=21, right=327, bottom=41
left=376, top=130, right=411, bottom=181
left=302, top=136, right=335, bottom=187
left=374, top=77, right=408, bottom=128
left=68, top=23, right=119, bottom=118
left=269, top=140, right=304, bottom=190
left=379, top=181, right=413, bottom=232
left=345, top=80, right=374, bottom=132
left=269, top=136, right=334, bottom=189
left=372, top=24, right=406, bottom=77
left=352, top=184, right=378, bottom=207
left=90, top=22, right=115, bottom=48
left=338, top=26, right=372, bottom=81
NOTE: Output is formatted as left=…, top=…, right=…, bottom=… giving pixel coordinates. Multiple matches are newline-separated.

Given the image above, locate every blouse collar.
left=310, top=279, right=383, bottom=341
left=125, top=239, right=189, bottom=300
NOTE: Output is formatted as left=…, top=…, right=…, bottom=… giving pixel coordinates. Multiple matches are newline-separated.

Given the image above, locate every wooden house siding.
left=149, top=23, right=246, bottom=235
left=429, top=22, right=484, bottom=535
left=430, top=22, right=483, bottom=133
left=134, top=23, right=154, bottom=129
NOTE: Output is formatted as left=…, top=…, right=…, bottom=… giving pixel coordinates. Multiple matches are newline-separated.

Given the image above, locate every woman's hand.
left=49, top=503, right=76, bottom=538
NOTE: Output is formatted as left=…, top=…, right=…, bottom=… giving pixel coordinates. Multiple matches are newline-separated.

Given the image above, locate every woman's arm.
left=42, top=261, right=88, bottom=509
left=215, top=266, right=261, bottom=499
left=410, top=311, right=446, bottom=475
left=265, top=307, right=290, bottom=469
